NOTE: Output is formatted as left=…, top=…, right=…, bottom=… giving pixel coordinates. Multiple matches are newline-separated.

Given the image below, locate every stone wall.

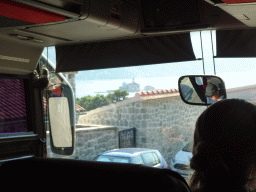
left=46, top=86, right=256, bottom=166
left=75, top=126, right=118, bottom=160
left=46, top=126, right=118, bottom=160
left=77, top=96, right=206, bottom=166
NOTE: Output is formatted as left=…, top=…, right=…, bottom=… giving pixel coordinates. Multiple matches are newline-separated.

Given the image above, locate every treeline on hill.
left=76, top=89, right=129, bottom=112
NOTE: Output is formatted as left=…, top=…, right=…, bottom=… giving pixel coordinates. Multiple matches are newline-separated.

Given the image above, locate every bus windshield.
left=43, top=31, right=256, bottom=180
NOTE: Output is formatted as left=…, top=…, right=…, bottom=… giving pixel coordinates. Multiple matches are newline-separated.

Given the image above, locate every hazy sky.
left=43, top=31, right=256, bottom=98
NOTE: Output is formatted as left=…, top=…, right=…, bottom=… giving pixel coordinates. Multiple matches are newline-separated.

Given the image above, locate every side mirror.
left=40, top=54, right=75, bottom=156
left=47, top=75, right=75, bottom=155
left=178, top=75, right=227, bottom=106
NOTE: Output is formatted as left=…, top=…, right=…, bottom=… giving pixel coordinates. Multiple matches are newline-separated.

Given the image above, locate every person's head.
left=190, top=99, right=256, bottom=192
left=205, top=83, right=221, bottom=101
left=210, top=91, right=220, bottom=101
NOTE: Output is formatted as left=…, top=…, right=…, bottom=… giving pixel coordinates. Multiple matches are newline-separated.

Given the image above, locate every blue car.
left=93, top=148, right=168, bottom=169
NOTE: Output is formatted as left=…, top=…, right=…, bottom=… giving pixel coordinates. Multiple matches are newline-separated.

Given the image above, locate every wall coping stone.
left=46, top=125, right=117, bottom=135
left=76, top=125, right=117, bottom=132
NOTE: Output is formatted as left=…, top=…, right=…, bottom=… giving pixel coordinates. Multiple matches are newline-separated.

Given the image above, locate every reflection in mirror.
left=178, top=76, right=226, bottom=105
left=49, top=97, right=72, bottom=147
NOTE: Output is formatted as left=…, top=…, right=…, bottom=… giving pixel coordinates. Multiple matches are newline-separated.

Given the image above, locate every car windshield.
left=95, top=155, right=129, bottom=163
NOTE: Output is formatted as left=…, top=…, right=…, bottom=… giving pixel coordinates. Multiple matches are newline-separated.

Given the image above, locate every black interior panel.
left=2, top=157, right=191, bottom=192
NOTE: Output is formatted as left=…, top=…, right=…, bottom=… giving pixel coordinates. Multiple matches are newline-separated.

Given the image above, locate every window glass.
left=39, top=55, right=63, bottom=131
left=95, top=155, right=129, bottom=163
left=42, top=47, right=56, bottom=68
left=96, top=156, right=111, bottom=162
left=41, top=31, right=256, bottom=183
left=193, top=31, right=256, bottom=104
left=131, top=155, right=144, bottom=165
left=182, top=143, right=192, bottom=152
left=152, top=153, right=160, bottom=164
left=40, top=31, right=256, bottom=180
left=42, top=46, right=206, bottom=175
left=0, top=78, right=29, bottom=136
left=216, top=58, right=256, bottom=104
left=142, top=153, right=157, bottom=167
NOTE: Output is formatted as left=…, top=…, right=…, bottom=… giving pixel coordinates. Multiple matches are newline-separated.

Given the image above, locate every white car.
left=170, top=143, right=194, bottom=178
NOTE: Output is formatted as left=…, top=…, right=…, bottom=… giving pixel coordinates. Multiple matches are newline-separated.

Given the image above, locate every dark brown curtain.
left=216, top=29, right=256, bottom=58
left=56, top=33, right=196, bottom=72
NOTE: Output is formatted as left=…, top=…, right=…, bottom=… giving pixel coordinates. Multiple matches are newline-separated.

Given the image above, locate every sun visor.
left=216, top=29, right=256, bottom=58
left=0, top=36, right=43, bottom=75
left=56, top=33, right=196, bottom=72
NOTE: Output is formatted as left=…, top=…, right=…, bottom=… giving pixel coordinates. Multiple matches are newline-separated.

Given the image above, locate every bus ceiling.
left=1, top=0, right=256, bottom=74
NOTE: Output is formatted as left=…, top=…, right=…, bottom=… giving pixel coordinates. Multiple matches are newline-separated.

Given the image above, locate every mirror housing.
left=178, top=75, right=227, bottom=106
left=47, top=79, right=75, bottom=155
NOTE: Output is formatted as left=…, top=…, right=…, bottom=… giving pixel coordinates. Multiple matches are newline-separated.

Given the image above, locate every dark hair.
left=205, top=83, right=218, bottom=97
left=189, top=99, right=256, bottom=192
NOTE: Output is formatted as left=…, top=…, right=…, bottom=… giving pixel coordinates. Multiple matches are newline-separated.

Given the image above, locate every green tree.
left=112, top=89, right=129, bottom=102
left=76, top=98, right=81, bottom=106
left=76, top=89, right=129, bottom=112
left=82, top=95, right=94, bottom=111
left=92, top=94, right=108, bottom=109
left=114, top=89, right=122, bottom=102
left=120, top=90, right=129, bottom=100
left=106, top=92, right=115, bottom=103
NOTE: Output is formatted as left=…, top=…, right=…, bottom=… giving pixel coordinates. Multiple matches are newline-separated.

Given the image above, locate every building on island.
left=119, top=78, right=140, bottom=93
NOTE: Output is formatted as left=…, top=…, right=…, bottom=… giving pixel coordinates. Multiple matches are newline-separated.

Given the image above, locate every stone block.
left=141, top=120, right=147, bottom=128
left=128, top=107, right=134, bottom=114
left=129, top=121, right=135, bottom=127
left=111, top=118, right=116, bottom=125
left=143, top=114, right=148, bottom=120
left=141, top=108, right=147, bottom=113
left=141, top=137, right=147, bottom=143
left=106, top=119, right=110, bottom=125
left=124, top=119, right=128, bottom=127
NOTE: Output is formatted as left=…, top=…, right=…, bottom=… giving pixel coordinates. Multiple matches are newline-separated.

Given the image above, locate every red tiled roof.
left=45, top=88, right=179, bottom=115
left=135, top=89, right=180, bottom=101
left=76, top=104, right=85, bottom=111
left=84, top=88, right=180, bottom=116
